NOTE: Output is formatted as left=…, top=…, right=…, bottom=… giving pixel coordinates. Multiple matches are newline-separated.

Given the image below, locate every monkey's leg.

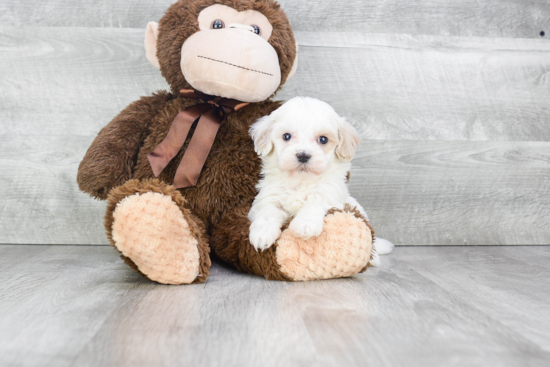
left=105, top=179, right=211, bottom=285
left=211, top=204, right=373, bottom=281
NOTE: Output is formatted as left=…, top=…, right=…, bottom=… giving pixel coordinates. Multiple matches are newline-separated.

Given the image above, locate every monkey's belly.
left=133, top=128, right=260, bottom=231
left=129, top=98, right=281, bottom=232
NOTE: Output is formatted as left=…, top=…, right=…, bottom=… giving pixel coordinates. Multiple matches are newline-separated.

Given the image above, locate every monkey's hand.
left=77, top=150, right=134, bottom=200
left=77, top=93, right=170, bottom=200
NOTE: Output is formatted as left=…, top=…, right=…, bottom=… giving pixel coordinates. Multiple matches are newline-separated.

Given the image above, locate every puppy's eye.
left=283, top=133, right=292, bottom=141
left=318, top=136, right=328, bottom=144
left=211, top=20, right=225, bottom=29
left=251, top=25, right=261, bottom=35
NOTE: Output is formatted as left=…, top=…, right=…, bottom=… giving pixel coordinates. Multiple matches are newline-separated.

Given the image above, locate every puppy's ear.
left=250, top=114, right=276, bottom=156
left=336, top=117, right=360, bottom=162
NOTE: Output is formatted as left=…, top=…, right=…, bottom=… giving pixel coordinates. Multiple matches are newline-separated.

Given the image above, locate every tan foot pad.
left=112, top=192, right=200, bottom=285
left=276, top=211, right=372, bottom=281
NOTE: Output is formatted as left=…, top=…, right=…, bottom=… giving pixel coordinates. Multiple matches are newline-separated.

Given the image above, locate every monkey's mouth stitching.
left=198, top=55, right=273, bottom=77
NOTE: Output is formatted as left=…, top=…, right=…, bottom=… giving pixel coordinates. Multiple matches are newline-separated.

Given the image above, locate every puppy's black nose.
left=296, top=152, right=311, bottom=163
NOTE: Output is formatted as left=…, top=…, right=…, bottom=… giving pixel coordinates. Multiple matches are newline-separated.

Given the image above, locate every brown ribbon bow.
left=147, top=89, right=249, bottom=188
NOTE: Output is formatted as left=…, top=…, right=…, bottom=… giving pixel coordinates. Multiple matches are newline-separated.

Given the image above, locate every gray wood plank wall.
left=1, top=0, right=548, bottom=38
left=1, top=1, right=549, bottom=245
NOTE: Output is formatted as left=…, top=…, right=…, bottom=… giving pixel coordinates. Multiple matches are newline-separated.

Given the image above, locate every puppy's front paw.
left=289, top=216, right=324, bottom=240
left=249, top=219, right=281, bottom=252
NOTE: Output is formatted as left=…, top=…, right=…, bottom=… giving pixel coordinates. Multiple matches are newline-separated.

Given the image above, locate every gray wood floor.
left=1, top=245, right=549, bottom=367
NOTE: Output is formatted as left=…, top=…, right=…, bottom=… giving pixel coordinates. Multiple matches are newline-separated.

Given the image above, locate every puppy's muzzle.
left=296, top=152, right=311, bottom=163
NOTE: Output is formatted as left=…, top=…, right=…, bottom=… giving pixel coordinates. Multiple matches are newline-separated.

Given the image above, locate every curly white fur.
left=248, top=97, right=393, bottom=264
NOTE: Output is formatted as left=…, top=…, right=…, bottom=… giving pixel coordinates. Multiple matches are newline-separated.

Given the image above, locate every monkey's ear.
left=144, top=22, right=160, bottom=69
left=250, top=114, right=276, bottom=156
left=286, top=41, right=299, bottom=81
left=336, top=117, right=360, bottom=162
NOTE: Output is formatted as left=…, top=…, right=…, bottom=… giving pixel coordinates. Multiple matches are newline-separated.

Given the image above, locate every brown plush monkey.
left=77, top=0, right=374, bottom=285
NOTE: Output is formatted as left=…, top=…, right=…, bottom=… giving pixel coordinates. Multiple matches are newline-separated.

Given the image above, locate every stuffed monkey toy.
left=77, top=0, right=374, bottom=284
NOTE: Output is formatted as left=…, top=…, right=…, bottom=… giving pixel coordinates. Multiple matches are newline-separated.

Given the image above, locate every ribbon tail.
left=172, top=108, right=223, bottom=188
left=218, top=98, right=250, bottom=112
left=147, top=104, right=209, bottom=177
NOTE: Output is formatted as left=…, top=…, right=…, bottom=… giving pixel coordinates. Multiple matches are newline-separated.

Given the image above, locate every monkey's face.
left=180, top=5, right=281, bottom=102
left=146, top=0, right=297, bottom=103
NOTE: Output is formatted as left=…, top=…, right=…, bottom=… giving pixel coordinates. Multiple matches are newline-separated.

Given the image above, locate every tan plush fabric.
left=180, top=29, right=282, bottom=102
left=197, top=4, right=274, bottom=40
left=145, top=22, right=160, bottom=69
left=112, top=192, right=201, bottom=285
left=156, top=0, right=296, bottom=96
left=276, top=211, right=373, bottom=281
left=212, top=204, right=373, bottom=282
left=105, top=179, right=211, bottom=284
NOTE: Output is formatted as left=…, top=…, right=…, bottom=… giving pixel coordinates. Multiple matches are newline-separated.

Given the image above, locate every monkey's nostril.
left=296, top=152, right=311, bottom=163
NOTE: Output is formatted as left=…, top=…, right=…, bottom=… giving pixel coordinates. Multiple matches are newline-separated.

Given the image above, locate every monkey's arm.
left=77, top=91, right=172, bottom=200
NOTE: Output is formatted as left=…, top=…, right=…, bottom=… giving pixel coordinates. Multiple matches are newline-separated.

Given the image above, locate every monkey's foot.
left=106, top=179, right=210, bottom=285
left=275, top=207, right=373, bottom=281
left=211, top=205, right=372, bottom=282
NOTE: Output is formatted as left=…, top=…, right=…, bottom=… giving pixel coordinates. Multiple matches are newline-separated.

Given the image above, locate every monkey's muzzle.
left=180, top=28, right=282, bottom=103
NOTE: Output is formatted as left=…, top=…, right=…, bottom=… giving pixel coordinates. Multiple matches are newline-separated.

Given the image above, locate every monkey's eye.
left=211, top=20, right=225, bottom=29
left=318, top=136, right=328, bottom=144
left=251, top=25, right=261, bottom=35
left=283, top=133, right=292, bottom=141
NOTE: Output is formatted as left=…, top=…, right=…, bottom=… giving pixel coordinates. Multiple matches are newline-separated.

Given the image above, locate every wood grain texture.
left=1, top=0, right=549, bottom=39
left=350, top=141, right=550, bottom=245
left=282, top=32, right=550, bottom=142
left=2, top=137, right=548, bottom=245
left=0, top=135, right=108, bottom=245
left=2, top=28, right=549, bottom=141
left=1, top=26, right=549, bottom=245
left=0, top=27, right=170, bottom=137
left=0, top=26, right=168, bottom=245
left=0, top=245, right=549, bottom=367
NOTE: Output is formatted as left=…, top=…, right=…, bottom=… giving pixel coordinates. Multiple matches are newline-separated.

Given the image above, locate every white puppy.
left=248, top=97, right=393, bottom=263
